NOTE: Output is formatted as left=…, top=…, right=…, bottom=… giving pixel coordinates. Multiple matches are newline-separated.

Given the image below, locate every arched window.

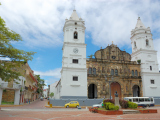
left=74, top=31, right=78, bottom=39
left=134, top=42, right=136, bottom=48
left=93, top=68, right=96, bottom=74
left=146, top=39, right=149, bottom=46
left=115, top=69, right=118, bottom=75
left=150, top=66, right=152, bottom=71
left=132, top=70, right=134, bottom=76
left=89, top=68, right=92, bottom=74
left=135, top=70, right=138, bottom=76
left=111, top=69, right=114, bottom=75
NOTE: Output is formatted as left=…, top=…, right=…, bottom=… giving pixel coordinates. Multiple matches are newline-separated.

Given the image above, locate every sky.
left=0, top=0, right=160, bottom=88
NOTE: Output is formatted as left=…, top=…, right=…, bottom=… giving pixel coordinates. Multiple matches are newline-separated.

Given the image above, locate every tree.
left=0, top=3, right=36, bottom=82
left=49, top=92, right=54, bottom=98
left=36, top=75, right=46, bottom=95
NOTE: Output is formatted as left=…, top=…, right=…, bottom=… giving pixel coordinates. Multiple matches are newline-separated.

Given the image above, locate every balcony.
left=0, top=83, right=22, bottom=89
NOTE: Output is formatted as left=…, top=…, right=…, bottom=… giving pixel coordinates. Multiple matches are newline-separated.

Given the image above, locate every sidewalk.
left=0, top=99, right=40, bottom=107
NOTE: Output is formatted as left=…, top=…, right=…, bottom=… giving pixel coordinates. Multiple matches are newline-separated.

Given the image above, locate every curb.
left=45, top=106, right=92, bottom=108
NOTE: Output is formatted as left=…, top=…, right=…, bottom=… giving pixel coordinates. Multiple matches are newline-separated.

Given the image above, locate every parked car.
left=40, top=97, right=43, bottom=101
left=92, top=102, right=103, bottom=108
left=65, top=101, right=79, bottom=108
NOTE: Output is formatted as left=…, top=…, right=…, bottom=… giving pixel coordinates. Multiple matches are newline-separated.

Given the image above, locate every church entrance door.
left=133, top=85, right=140, bottom=97
left=88, top=84, right=97, bottom=99
left=110, top=82, right=121, bottom=99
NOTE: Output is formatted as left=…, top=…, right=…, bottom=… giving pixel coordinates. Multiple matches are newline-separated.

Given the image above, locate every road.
left=0, top=99, right=160, bottom=120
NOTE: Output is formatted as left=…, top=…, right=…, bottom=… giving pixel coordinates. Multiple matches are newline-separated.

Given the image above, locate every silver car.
left=92, top=102, right=103, bottom=108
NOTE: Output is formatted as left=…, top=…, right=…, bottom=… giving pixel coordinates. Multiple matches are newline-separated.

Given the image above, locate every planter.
left=139, top=109, right=157, bottom=114
left=90, top=109, right=123, bottom=115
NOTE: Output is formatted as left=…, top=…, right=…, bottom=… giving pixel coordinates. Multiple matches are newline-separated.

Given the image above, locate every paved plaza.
left=0, top=99, right=160, bottom=120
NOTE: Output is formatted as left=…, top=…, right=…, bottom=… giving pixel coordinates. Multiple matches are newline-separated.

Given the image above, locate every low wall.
left=153, top=97, right=160, bottom=105
left=50, top=98, right=104, bottom=106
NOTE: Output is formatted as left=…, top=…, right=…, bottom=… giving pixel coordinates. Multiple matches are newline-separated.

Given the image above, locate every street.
left=0, top=99, right=160, bottom=120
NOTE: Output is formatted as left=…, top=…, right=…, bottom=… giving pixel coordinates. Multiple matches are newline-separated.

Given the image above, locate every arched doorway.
left=88, top=84, right=97, bottom=99
left=110, top=82, right=121, bottom=99
left=133, top=85, right=140, bottom=97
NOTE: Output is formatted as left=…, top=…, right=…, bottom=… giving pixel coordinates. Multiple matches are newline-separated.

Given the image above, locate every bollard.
left=48, top=101, right=50, bottom=105
left=50, top=104, right=52, bottom=108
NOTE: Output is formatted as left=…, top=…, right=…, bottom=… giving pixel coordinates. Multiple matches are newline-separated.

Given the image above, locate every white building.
left=131, top=17, right=160, bottom=98
left=49, top=81, right=58, bottom=98
left=55, top=9, right=87, bottom=99
left=0, top=76, right=25, bottom=105
left=43, top=89, right=48, bottom=97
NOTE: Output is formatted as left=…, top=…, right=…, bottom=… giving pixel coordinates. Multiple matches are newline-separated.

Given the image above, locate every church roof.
left=135, top=17, right=146, bottom=29
left=70, top=9, right=79, bottom=20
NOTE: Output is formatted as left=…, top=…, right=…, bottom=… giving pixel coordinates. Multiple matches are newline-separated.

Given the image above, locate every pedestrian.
left=29, top=100, right=30, bottom=104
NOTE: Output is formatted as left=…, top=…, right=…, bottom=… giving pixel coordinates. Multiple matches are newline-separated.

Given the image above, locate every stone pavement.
left=0, top=99, right=160, bottom=120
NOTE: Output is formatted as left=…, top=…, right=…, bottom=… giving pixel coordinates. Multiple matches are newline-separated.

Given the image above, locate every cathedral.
left=54, top=9, right=160, bottom=102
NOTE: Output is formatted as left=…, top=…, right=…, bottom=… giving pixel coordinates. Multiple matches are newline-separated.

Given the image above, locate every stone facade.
left=87, top=43, right=142, bottom=99
left=2, top=89, right=15, bottom=102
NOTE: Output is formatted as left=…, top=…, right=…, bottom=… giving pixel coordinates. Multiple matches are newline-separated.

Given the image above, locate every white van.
left=124, top=97, right=155, bottom=107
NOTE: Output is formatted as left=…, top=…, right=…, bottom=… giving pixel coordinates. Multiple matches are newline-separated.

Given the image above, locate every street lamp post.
left=105, top=76, right=114, bottom=99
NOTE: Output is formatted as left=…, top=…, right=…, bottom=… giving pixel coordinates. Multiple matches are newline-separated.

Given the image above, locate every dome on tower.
left=135, top=17, right=146, bottom=29
left=70, top=9, right=79, bottom=20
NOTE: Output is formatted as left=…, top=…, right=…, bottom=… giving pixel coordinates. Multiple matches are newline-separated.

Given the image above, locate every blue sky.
left=1, top=0, right=160, bottom=88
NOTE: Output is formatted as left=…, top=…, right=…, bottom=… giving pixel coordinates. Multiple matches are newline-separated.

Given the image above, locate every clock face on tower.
left=73, top=48, right=78, bottom=54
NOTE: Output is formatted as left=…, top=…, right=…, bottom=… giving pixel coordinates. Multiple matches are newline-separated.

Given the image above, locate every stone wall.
left=2, top=89, right=15, bottom=102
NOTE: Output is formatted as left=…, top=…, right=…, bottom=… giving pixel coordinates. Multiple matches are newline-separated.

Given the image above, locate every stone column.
left=115, top=97, right=121, bottom=108
left=14, top=90, right=20, bottom=105
left=0, top=88, right=3, bottom=105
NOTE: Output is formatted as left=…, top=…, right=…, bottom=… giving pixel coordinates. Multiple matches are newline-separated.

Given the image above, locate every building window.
left=132, top=70, right=134, bottom=76
left=73, top=59, right=78, bottom=63
left=75, top=22, right=77, bottom=25
left=103, top=85, right=105, bottom=91
left=115, top=69, right=118, bottom=75
left=151, top=80, right=154, bottom=84
left=74, top=31, right=78, bottom=39
left=150, top=66, right=152, bottom=71
left=146, top=39, right=149, bottom=46
left=135, top=70, right=138, bottom=76
left=111, top=69, right=114, bottom=75
left=73, top=76, right=78, bottom=81
left=89, top=68, right=92, bottom=74
left=134, top=41, right=136, bottom=48
left=93, top=68, right=96, bottom=74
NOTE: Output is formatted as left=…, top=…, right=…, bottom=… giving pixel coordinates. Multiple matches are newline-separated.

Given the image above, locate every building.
left=24, top=63, right=38, bottom=103
left=49, top=81, right=58, bottom=98
left=43, top=89, right=48, bottom=98
left=87, top=43, right=142, bottom=99
left=56, top=9, right=87, bottom=99
left=0, top=61, right=26, bottom=105
left=131, top=17, right=160, bottom=102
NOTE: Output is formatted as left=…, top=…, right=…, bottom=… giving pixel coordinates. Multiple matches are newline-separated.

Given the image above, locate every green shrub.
left=105, top=102, right=119, bottom=110
left=114, top=106, right=119, bottom=110
left=109, top=104, right=115, bottom=110
left=128, top=101, right=138, bottom=109
left=105, top=102, right=114, bottom=110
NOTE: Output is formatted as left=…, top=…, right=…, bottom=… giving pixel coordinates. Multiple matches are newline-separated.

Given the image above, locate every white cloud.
left=34, top=68, right=61, bottom=78
left=0, top=0, right=160, bottom=49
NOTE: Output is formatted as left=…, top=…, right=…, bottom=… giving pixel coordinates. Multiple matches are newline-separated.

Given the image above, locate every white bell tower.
left=131, top=17, right=160, bottom=98
left=59, top=9, right=87, bottom=99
